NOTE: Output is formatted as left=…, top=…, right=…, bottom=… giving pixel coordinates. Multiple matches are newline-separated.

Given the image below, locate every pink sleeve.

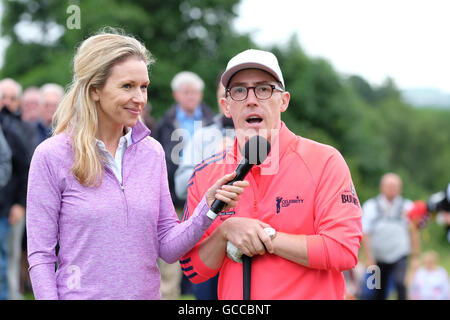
left=306, top=150, right=362, bottom=271
left=181, top=245, right=221, bottom=284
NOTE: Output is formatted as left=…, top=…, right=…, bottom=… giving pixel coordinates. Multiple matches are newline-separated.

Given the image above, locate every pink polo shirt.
left=180, top=122, right=363, bottom=299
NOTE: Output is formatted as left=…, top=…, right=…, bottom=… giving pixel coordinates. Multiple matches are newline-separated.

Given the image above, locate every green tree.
left=347, top=75, right=377, bottom=105
left=350, top=82, right=450, bottom=201
left=0, top=0, right=254, bottom=117
left=2, top=0, right=449, bottom=203
left=270, top=36, right=365, bottom=154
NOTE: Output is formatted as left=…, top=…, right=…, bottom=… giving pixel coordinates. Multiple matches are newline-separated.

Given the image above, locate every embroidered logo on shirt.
left=276, top=196, right=304, bottom=214
left=219, top=210, right=235, bottom=220
left=341, top=183, right=360, bottom=207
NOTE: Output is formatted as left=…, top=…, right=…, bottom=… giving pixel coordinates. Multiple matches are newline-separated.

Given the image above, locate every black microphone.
left=209, top=135, right=271, bottom=215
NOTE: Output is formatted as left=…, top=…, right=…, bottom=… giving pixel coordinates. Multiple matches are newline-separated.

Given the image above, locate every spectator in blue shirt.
left=155, top=71, right=215, bottom=299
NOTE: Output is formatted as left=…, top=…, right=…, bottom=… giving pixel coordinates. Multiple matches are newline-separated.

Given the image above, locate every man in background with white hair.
left=20, top=87, right=43, bottom=149
left=20, top=87, right=42, bottom=124
left=155, top=71, right=215, bottom=299
left=39, top=83, right=64, bottom=141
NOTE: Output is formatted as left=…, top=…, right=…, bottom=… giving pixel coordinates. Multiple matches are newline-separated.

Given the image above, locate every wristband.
left=264, top=227, right=276, bottom=239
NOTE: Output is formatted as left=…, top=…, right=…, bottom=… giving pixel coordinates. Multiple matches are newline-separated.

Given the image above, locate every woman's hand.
left=9, top=204, right=25, bottom=225
left=205, top=172, right=249, bottom=212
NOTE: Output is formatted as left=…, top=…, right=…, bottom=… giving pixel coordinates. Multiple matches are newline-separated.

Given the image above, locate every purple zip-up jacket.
left=26, top=121, right=213, bottom=299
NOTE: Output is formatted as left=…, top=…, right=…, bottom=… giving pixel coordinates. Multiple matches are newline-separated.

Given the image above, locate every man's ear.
left=280, top=91, right=290, bottom=113
left=220, top=97, right=232, bottom=118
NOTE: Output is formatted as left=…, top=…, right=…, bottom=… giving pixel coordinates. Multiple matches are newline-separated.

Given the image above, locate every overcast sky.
left=234, top=0, right=450, bottom=92
left=1, top=1, right=449, bottom=93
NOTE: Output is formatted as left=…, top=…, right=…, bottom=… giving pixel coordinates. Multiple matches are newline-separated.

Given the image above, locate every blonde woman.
left=26, top=29, right=248, bottom=300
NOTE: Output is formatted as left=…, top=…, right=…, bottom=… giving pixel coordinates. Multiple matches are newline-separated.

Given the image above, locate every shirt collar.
left=63, top=120, right=150, bottom=147
left=95, top=127, right=133, bottom=150
left=123, top=127, right=133, bottom=146
left=378, top=194, right=403, bottom=211
left=226, top=121, right=298, bottom=175
left=176, top=104, right=203, bottom=121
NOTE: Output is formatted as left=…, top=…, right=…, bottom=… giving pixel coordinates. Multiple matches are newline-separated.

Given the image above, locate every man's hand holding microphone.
left=203, top=135, right=276, bottom=264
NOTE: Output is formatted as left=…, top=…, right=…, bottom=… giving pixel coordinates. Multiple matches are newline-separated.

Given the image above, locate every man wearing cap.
left=180, top=49, right=362, bottom=299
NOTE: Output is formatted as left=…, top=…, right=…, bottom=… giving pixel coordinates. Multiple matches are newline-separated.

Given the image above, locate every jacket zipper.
left=104, top=141, right=135, bottom=227
left=104, top=131, right=147, bottom=226
left=104, top=165, right=128, bottom=225
left=121, top=145, right=131, bottom=226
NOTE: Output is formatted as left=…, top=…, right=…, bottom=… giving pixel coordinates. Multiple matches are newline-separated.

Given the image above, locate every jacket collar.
left=175, top=104, right=203, bottom=121
left=130, top=120, right=151, bottom=144
left=1, top=106, right=21, bottom=120
left=64, top=120, right=151, bottom=146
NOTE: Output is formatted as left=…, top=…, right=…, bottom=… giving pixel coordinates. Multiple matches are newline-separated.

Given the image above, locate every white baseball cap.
left=221, top=49, right=285, bottom=89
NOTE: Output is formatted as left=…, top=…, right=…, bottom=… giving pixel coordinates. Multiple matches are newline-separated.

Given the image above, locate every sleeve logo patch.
left=341, top=183, right=360, bottom=207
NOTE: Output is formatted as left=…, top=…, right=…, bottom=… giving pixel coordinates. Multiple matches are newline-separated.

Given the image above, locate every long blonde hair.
left=53, top=28, right=153, bottom=187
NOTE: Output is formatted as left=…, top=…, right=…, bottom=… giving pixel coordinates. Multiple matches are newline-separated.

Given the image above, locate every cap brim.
left=221, top=62, right=282, bottom=88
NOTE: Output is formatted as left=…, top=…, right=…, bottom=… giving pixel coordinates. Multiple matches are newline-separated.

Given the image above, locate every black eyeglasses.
left=226, top=83, right=284, bottom=101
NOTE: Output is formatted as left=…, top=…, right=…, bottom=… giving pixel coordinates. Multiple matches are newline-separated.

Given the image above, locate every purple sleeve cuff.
left=29, top=263, right=59, bottom=300
left=159, top=195, right=212, bottom=263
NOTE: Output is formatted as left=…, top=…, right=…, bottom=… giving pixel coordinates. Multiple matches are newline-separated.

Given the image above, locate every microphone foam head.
left=243, top=135, right=271, bottom=165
